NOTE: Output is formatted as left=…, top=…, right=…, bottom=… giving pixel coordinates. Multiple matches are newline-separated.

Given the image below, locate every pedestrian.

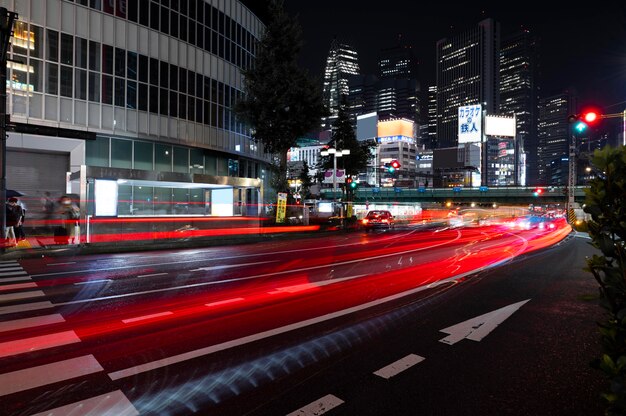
left=13, top=197, right=26, bottom=241
left=58, top=196, right=80, bottom=245
left=5, top=198, right=23, bottom=247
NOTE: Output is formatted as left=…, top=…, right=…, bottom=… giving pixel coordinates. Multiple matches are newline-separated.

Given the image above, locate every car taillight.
left=362, top=219, right=369, bottom=224
left=382, top=219, right=388, bottom=223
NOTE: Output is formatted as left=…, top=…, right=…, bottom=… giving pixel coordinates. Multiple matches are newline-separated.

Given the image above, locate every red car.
left=362, top=210, right=395, bottom=231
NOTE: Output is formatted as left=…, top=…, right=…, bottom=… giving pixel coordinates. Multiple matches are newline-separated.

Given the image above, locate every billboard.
left=458, top=104, right=482, bottom=143
left=485, top=115, right=516, bottom=137
left=378, top=119, right=415, bottom=139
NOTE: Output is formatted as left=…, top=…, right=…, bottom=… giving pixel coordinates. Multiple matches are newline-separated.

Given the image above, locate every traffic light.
left=569, top=110, right=600, bottom=134
left=346, top=177, right=353, bottom=187
left=533, top=187, right=544, bottom=197
left=387, top=160, right=401, bottom=173
left=349, top=179, right=358, bottom=190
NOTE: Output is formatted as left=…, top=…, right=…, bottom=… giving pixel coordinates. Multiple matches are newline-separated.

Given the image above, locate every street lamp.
left=320, top=147, right=350, bottom=213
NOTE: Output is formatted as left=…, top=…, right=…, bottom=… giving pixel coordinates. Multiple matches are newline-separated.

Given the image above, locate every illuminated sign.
left=377, top=135, right=413, bottom=144
left=94, top=180, right=118, bottom=217
left=485, top=115, right=516, bottom=137
left=458, top=104, right=482, bottom=143
left=378, top=119, right=415, bottom=138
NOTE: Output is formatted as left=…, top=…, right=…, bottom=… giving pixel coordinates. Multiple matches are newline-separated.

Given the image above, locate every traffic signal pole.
left=567, top=133, right=576, bottom=223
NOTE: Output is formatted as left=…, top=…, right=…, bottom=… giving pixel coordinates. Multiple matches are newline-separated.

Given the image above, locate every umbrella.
left=6, top=190, right=23, bottom=198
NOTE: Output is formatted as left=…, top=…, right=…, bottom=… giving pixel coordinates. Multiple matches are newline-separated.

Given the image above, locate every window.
left=160, top=61, right=168, bottom=88
left=88, top=71, right=100, bottom=102
left=30, top=59, right=43, bottom=92
left=102, top=74, right=113, bottom=104
left=170, top=11, right=178, bottom=37
left=150, top=1, right=159, bottom=31
left=75, top=37, right=87, bottom=69
left=150, top=57, right=159, bottom=86
left=178, top=67, right=187, bottom=93
left=149, top=85, right=158, bottom=113
left=31, top=25, right=43, bottom=58
left=138, top=54, right=148, bottom=83
left=127, top=80, right=137, bottom=109
left=127, top=52, right=137, bottom=80
left=139, top=0, right=149, bottom=26
left=46, top=29, right=59, bottom=62
left=134, top=141, right=153, bottom=170
left=169, top=64, right=178, bottom=91
left=74, top=69, right=87, bottom=100
left=115, top=48, right=125, bottom=77
left=155, top=144, right=172, bottom=171
left=160, top=5, right=169, bottom=34
left=159, top=88, right=168, bottom=115
left=89, top=41, right=100, bottom=71
left=60, top=33, right=73, bottom=65
left=169, top=91, right=178, bottom=117
left=173, top=146, right=189, bottom=173
left=102, top=45, right=113, bottom=74
left=111, top=139, right=132, bottom=168
left=60, top=65, right=73, bottom=97
left=138, top=83, right=148, bottom=111
left=115, top=78, right=125, bottom=107
left=86, top=136, right=110, bottom=167
left=46, top=63, right=58, bottom=94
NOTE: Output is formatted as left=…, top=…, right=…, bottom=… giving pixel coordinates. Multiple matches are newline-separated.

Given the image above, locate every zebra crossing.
left=0, top=260, right=139, bottom=415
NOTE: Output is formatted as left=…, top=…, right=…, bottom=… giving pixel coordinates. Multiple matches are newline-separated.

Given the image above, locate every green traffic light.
left=350, top=181, right=357, bottom=189
left=574, top=121, right=587, bottom=133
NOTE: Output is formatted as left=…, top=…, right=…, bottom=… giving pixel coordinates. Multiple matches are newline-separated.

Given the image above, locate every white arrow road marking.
left=439, top=299, right=531, bottom=345
left=373, top=354, right=425, bottom=379
left=30, top=390, right=138, bottom=416
left=287, top=394, right=345, bottom=416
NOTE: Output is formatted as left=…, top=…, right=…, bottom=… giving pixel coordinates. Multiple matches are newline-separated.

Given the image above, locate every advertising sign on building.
left=485, top=115, right=516, bottom=137
left=323, top=169, right=346, bottom=183
left=458, top=104, right=482, bottom=143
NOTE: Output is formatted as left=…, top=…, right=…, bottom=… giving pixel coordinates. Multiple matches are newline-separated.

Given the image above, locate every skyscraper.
left=435, top=18, right=500, bottom=149
left=322, top=38, right=360, bottom=130
left=427, top=85, right=437, bottom=149
left=500, top=29, right=540, bottom=185
left=376, top=40, right=420, bottom=124
left=537, top=90, right=578, bottom=185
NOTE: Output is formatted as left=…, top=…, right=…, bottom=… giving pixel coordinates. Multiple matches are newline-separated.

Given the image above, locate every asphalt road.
left=0, top=225, right=606, bottom=415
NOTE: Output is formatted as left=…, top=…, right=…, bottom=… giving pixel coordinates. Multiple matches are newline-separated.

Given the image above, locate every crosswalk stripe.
left=0, top=290, right=45, bottom=302
left=0, top=314, right=65, bottom=333
left=30, top=390, right=139, bottom=416
left=0, top=354, right=103, bottom=397
left=0, top=330, right=81, bottom=358
left=0, top=271, right=28, bottom=276
left=0, top=276, right=32, bottom=282
left=0, top=282, right=37, bottom=292
left=0, top=301, right=53, bottom=316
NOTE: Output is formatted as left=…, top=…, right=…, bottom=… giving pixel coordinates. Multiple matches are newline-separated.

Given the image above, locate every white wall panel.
left=115, top=18, right=126, bottom=49
left=61, top=1, right=74, bottom=34
left=46, top=0, right=60, bottom=30
left=127, top=24, right=137, bottom=52
left=76, top=7, right=88, bottom=38
left=103, top=14, right=114, bottom=45
left=89, top=10, right=101, bottom=42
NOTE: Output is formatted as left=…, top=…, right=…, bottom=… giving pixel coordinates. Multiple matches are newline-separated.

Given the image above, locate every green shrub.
left=583, top=145, right=626, bottom=415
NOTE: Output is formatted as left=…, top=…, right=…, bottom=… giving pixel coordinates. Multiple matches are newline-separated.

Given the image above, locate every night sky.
left=242, top=1, right=626, bottom=112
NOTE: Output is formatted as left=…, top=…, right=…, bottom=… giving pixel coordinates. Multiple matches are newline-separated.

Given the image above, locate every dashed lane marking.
left=0, top=354, right=104, bottom=397
left=30, top=390, right=139, bottom=416
left=373, top=354, right=425, bottom=379
left=122, top=311, right=173, bottom=324
left=205, top=298, right=244, bottom=307
left=286, top=394, right=345, bottom=416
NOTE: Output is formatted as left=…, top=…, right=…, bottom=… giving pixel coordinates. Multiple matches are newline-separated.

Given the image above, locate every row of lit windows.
left=10, top=24, right=246, bottom=133
left=66, top=0, right=258, bottom=70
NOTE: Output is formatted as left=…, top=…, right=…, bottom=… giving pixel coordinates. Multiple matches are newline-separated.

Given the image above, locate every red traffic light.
left=390, top=160, right=401, bottom=169
left=582, top=112, right=598, bottom=123
left=533, top=188, right=544, bottom=196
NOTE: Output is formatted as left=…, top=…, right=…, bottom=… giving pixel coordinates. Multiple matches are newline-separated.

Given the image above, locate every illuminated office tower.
left=537, top=91, right=578, bottom=185
left=435, top=18, right=500, bottom=149
left=376, top=41, right=420, bottom=124
left=500, top=29, right=540, bottom=185
left=322, top=38, right=360, bottom=130
left=427, top=85, right=437, bottom=149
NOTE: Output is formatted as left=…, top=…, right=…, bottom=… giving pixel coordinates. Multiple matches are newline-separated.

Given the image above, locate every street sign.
left=479, top=186, right=489, bottom=192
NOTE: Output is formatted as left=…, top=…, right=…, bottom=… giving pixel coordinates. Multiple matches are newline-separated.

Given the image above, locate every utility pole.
left=0, top=8, right=17, bottom=248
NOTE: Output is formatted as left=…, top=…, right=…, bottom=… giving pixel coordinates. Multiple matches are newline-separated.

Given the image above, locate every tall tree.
left=234, top=0, right=326, bottom=193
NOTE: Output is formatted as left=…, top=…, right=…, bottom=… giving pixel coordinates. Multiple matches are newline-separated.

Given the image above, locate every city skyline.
left=242, top=1, right=626, bottom=111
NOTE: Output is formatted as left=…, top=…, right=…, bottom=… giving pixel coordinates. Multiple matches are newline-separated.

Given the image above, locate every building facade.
left=322, top=38, right=360, bottom=130
left=3, top=0, right=269, bottom=220
left=537, top=91, right=578, bottom=185
left=500, top=29, right=540, bottom=185
left=435, top=18, right=500, bottom=149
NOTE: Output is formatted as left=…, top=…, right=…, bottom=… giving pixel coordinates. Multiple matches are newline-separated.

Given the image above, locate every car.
left=362, top=210, right=395, bottom=231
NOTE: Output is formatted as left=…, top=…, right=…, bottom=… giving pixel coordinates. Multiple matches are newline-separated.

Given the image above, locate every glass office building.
left=2, top=0, right=269, bottom=219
